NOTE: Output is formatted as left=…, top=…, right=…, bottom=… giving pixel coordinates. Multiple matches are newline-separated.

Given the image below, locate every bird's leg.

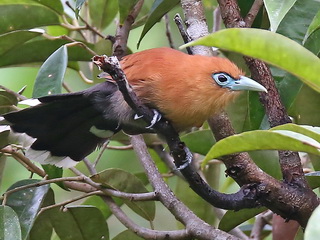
left=138, top=109, right=162, bottom=129
left=176, top=147, right=193, bottom=170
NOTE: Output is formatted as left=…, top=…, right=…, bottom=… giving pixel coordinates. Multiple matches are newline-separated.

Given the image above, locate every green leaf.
left=304, top=29, right=320, bottom=57
left=30, top=0, right=64, bottom=15
left=289, top=84, right=320, bottom=126
left=202, top=129, right=320, bottom=166
left=137, top=0, right=179, bottom=48
left=91, top=168, right=155, bottom=221
left=264, top=0, right=297, bottom=32
left=305, top=205, right=320, bottom=240
left=0, top=30, right=42, bottom=56
left=82, top=195, right=112, bottom=219
left=0, top=38, right=93, bottom=68
left=42, top=165, right=68, bottom=190
left=271, top=124, right=320, bottom=142
left=0, top=130, right=10, bottom=149
left=46, top=206, right=109, bottom=240
left=277, top=0, right=320, bottom=44
left=0, top=91, right=18, bottom=114
left=219, top=208, right=267, bottom=232
left=113, top=230, right=143, bottom=240
left=118, top=0, right=139, bottom=24
left=181, top=130, right=215, bottom=155
left=305, top=172, right=320, bottom=189
left=29, top=189, right=55, bottom=240
left=181, top=28, right=320, bottom=93
left=4, top=179, right=50, bottom=240
left=33, top=45, right=67, bottom=98
left=67, top=206, right=109, bottom=240
left=304, top=9, right=320, bottom=42
left=0, top=206, right=22, bottom=240
left=89, top=0, right=118, bottom=30
left=0, top=2, right=60, bottom=35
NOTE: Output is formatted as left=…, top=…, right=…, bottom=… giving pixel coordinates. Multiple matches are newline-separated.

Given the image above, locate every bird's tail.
left=1, top=82, right=123, bottom=168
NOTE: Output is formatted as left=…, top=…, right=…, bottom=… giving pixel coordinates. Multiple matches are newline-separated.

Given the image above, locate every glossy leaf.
left=305, top=205, right=320, bottom=240
left=67, top=206, right=109, bottom=240
left=0, top=91, right=18, bottom=114
left=113, top=230, right=144, bottom=240
left=271, top=124, right=320, bottom=142
left=89, top=0, right=118, bottom=30
left=0, top=30, right=42, bottom=56
left=0, top=206, right=22, bottom=240
left=5, top=179, right=50, bottom=240
left=264, top=0, right=296, bottom=31
left=0, top=130, right=10, bottom=149
left=181, top=130, right=215, bottom=155
left=41, top=165, right=67, bottom=190
left=305, top=173, right=320, bottom=189
left=29, top=189, right=55, bottom=240
left=202, top=130, right=320, bottom=166
left=137, top=0, right=179, bottom=47
left=304, top=29, right=320, bottom=57
left=82, top=195, right=113, bottom=219
left=30, top=0, right=64, bottom=15
left=304, top=9, right=320, bottom=42
left=91, top=168, right=155, bottom=221
left=118, top=0, right=139, bottom=24
left=0, top=2, right=60, bottom=35
left=219, top=208, right=267, bottom=232
left=0, top=38, right=93, bottom=68
left=182, top=28, right=320, bottom=92
left=276, top=0, right=320, bottom=44
left=33, top=45, right=67, bottom=98
left=46, top=206, right=109, bottom=240
left=272, top=0, right=320, bottom=114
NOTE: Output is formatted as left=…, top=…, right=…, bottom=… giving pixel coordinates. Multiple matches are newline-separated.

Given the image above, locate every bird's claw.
left=146, top=109, right=162, bottom=129
left=134, top=114, right=144, bottom=120
left=176, top=148, right=193, bottom=170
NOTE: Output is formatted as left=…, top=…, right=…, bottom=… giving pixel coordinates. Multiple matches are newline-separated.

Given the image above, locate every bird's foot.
left=176, top=148, right=193, bottom=170
left=146, top=109, right=162, bottom=129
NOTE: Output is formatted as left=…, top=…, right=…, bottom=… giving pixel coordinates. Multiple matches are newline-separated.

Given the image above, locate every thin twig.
left=244, top=0, right=264, bottom=27
left=65, top=1, right=106, bottom=39
left=250, top=211, right=273, bottom=240
left=2, top=176, right=84, bottom=205
left=0, top=85, right=27, bottom=101
left=93, top=140, right=109, bottom=168
left=70, top=167, right=157, bottom=201
left=174, top=13, right=193, bottom=54
left=39, top=190, right=102, bottom=215
left=103, top=196, right=191, bottom=240
left=43, top=33, right=97, bottom=55
left=164, top=14, right=175, bottom=48
left=113, top=0, right=144, bottom=58
left=83, top=158, right=97, bottom=175
left=106, top=144, right=133, bottom=150
left=78, top=71, right=94, bottom=84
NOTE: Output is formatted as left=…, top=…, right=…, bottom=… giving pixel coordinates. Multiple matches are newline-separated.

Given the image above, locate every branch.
left=130, top=135, right=239, bottom=240
left=216, top=0, right=319, bottom=227
left=103, top=196, right=191, bottom=240
left=113, top=0, right=144, bottom=58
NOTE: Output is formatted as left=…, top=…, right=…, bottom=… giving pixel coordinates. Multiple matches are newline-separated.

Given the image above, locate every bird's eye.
left=212, top=73, right=232, bottom=86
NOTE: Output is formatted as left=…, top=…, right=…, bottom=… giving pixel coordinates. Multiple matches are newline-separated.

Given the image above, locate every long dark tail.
left=3, top=81, right=125, bottom=165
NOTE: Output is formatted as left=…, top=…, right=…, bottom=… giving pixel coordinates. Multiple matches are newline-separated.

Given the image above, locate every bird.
left=1, top=47, right=267, bottom=168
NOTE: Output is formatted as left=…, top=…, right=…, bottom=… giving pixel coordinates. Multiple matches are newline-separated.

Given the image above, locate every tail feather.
left=3, top=81, right=125, bottom=165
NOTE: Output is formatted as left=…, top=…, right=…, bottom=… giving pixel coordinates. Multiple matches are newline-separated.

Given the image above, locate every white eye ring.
left=212, top=73, right=232, bottom=86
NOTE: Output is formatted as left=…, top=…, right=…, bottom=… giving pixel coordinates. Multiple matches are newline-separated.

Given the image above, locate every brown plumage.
left=2, top=47, right=266, bottom=167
